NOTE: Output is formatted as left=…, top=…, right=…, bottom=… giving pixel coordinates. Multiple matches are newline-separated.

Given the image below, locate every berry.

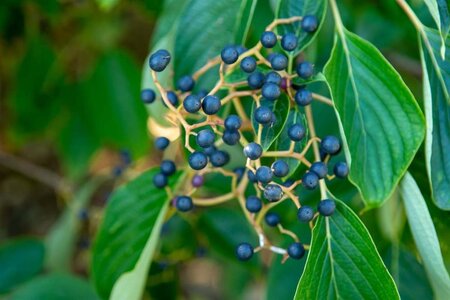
left=235, top=45, right=247, bottom=55
left=177, top=75, right=195, bottom=92
left=247, top=72, right=265, bottom=89
left=302, top=172, right=319, bottom=190
left=296, top=61, right=314, bottom=78
left=295, top=89, right=313, bottom=106
left=262, top=83, right=281, bottom=101
left=224, top=115, right=242, bottom=130
left=204, top=145, right=217, bottom=156
left=236, top=243, right=253, bottom=261
left=310, top=162, right=328, bottom=179
left=165, top=91, right=179, bottom=107
left=202, top=95, right=221, bottom=115
left=254, top=106, right=273, bottom=125
left=334, top=162, right=349, bottom=178
left=221, top=46, right=239, bottom=64
left=321, top=136, right=341, bottom=155
left=288, top=124, right=306, bottom=141
left=264, top=184, right=283, bottom=202
left=141, top=89, right=156, bottom=104
left=287, top=242, right=305, bottom=259
left=210, top=150, right=230, bottom=167
left=271, top=160, right=289, bottom=177
left=247, top=170, right=257, bottom=183
left=149, top=49, right=171, bottom=72
left=233, top=167, right=246, bottom=181
left=183, top=94, right=202, bottom=113
left=260, top=31, right=277, bottom=48
left=256, top=166, right=273, bottom=184
left=265, top=71, right=282, bottom=85
left=270, top=53, right=288, bottom=71
left=281, top=33, right=298, bottom=51
left=243, top=142, right=263, bottom=160
left=153, top=173, right=168, bottom=188
left=196, top=129, right=215, bottom=148
left=188, top=151, right=208, bottom=170
left=246, top=196, right=262, bottom=213
left=176, top=196, right=193, bottom=212
left=318, top=199, right=336, bottom=216
left=265, top=212, right=280, bottom=226
left=222, top=129, right=240, bottom=145
left=240, top=56, right=257, bottom=73
left=302, top=15, right=319, bottom=33
left=191, top=174, right=204, bottom=187
left=155, top=137, right=170, bottom=150
left=197, top=89, right=208, bottom=99
left=282, top=179, right=295, bottom=187
left=160, top=160, right=176, bottom=176
left=297, top=206, right=314, bottom=222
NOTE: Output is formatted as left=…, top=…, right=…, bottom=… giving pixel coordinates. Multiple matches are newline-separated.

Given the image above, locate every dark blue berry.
left=262, top=83, right=281, bottom=101
left=302, top=15, right=319, bottom=33
left=153, top=173, right=168, bottom=188
left=254, top=106, right=273, bottom=125
left=149, top=49, right=171, bottom=72
left=270, top=53, right=288, bottom=71
left=176, top=196, right=193, bottom=212
left=191, top=174, right=204, bottom=187
left=296, top=61, right=314, bottom=78
left=236, top=243, right=253, bottom=261
left=260, top=31, right=277, bottom=48
left=287, top=242, right=305, bottom=259
left=160, top=160, right=176, bottom=176
left=271, top=160, right=289, bottom=177
left=281, top=33, right=298, bottom=51
left=243, top=142, right=263, bottom=160
left=264, top=184, right=283, bottom=202
left=224, top=115, right=242, bottom=130
left=183, top=94, right=202, bottom=113
left=265, top=71, right=282, bottom=85
left=246, top=196, right=262, bottom=213
left=247, top=170, right=258, bottom=183
left=282, top=179, right=295, bottom=187
left=240, top=56, right=257, bottom=73
left=177, top=75, right=195, bottom=92
left=202, top=95, right=221, bottom=115
left=204, top=145, right=217, bottom=156
left=141, top=89, right=156, bottom=104
left=310, top=162, right=328, bottom=179
left=197, top=89, right=208, bottom=99
left=210, top=150, right=230, bottom=167
left=221, top=46, right=239, bottom=64
left=222, top=130, right=240, bottom=145
left=155, top=137, right=170, bottom=150
left=297, top=206, right=314, bottom=222
left=288, top=124, right=306, bottom=142
left=318, top=199, right=336, bottom=216
left=302, top=172, right=319, bottom=190
left=235, top=45, right=247, bottom=55
left=265, top=212, right=280, bottom=226
left=256, top=166, right=273, bottom=184
left=247, top=72, right=265, bottom=89
left=120, top=150, right=132, bottom=165
left=233, top=167, right=246, bottom=181
left=334, top=162, right=349, bottom=178
left=320, top=136, right=341, bottom=155
left=188, top=151, right=208, bottom=170
left=295, top=89, right=313, bottom=106
left=165, top=91, right=179, bottom=107
left=196, top=129, right=215, bottom=148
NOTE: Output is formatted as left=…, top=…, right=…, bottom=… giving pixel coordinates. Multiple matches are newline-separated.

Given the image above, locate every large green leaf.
left=423, top=0, right=449, bottom=52
left=0, top=238, right=44, bottom=294
left=420, top=27, right=450, bottom=210
left=91, top=169, right=183, bottom=299
left=400, top=172, right=450, bottom=299
left=251, top=96, right=290, bottom=151
left=276, top=0, right=327, bottom=55
left=294, top=200, right=399, bottom=299
left=324, top=28, right=425, bottom=208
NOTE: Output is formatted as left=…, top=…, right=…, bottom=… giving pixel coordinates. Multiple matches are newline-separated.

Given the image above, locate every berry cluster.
left=143, top=16, right=349, bottom=262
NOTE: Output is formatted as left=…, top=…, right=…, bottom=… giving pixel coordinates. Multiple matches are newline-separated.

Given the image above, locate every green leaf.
left=92, top=169, right=184, bottom=299
left=423, top=0, right=449, bottom=54
left=276, top=0, right=327, bottom=55
left=294, top=199, right=399, bottom=299
left=400, top=172, right=450, bottom=299
left=234, top=0, right=259, bottom=45
left=420, top=27, right=450, bottom=210
left=291, top=72, right=326, bottom=86
left=96, top=0, right=119, bottom=11
left=224, top=65, right=270, bottom=84
left=10, top=273, right=99, bottom=300
left=324, top=28, right=425, bottom=208
left=251, top=96, right=290, bottom=151
left=0, top=238, right=44, bottom=294
left=267, top=251, right=305, bottom=300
